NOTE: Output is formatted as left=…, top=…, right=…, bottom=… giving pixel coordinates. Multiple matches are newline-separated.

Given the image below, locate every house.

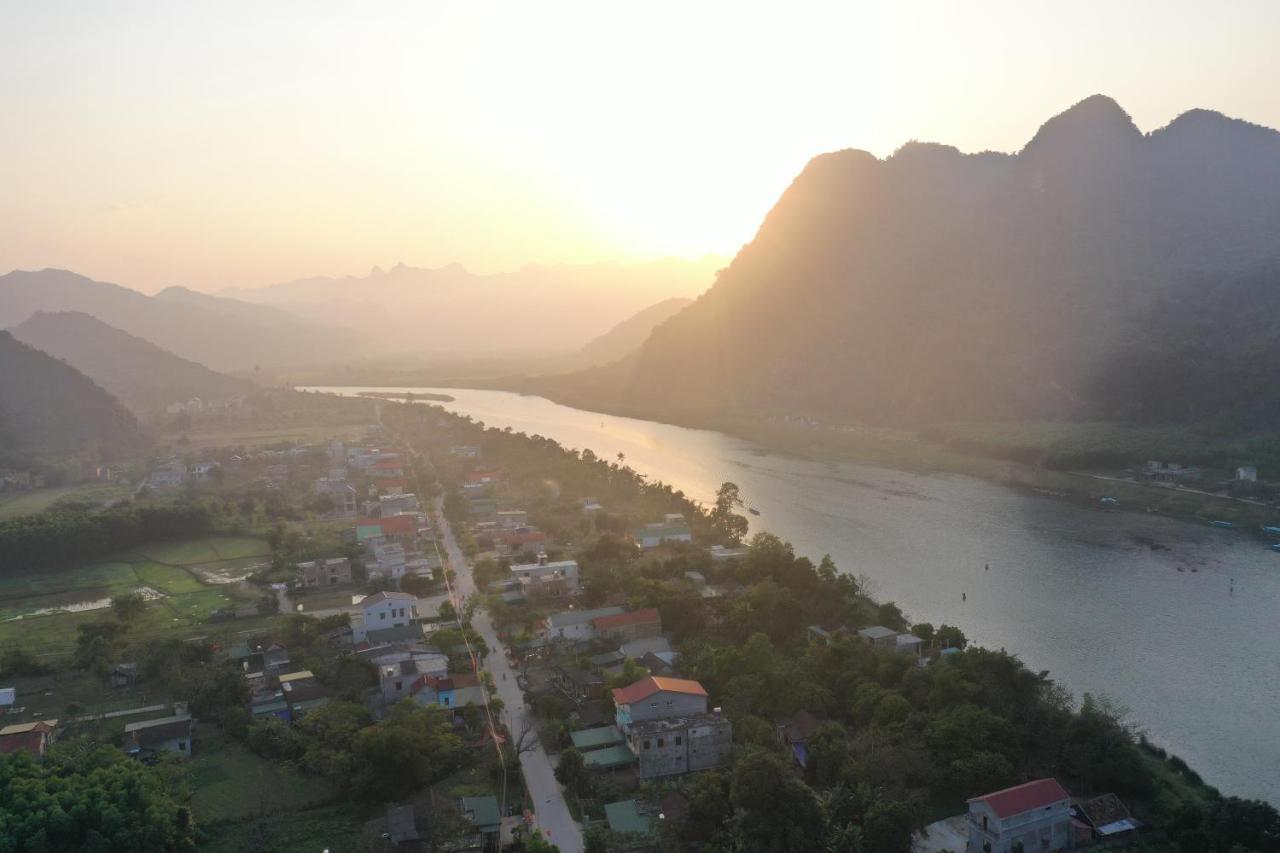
left=370, top=542, right=408, bottom=579
left=379, top=493, right=420, bottom=516
left=0, top=720, right=57, bottom=758
left=124, top=713, right=193, bottom=759
left=356, top=515, right=418, bottom=547
left=858, top=625, right=900, bottom=649
left=638, top=652, right=675, bottom=677
left=552, top=665, right=606, bottom=702
left=625, top=710, right=733, bottom=779
left=895, top=632, right=926, bottom=658
left=315, top=479, right=358, bottom=515
left=496, top=509, right=528, bottom=529
left=570, top=725, right=626, bottom=753
left=279, top=672, right=330, bottom=719
left=620, top=636, right=674, bottom=660
left=544, top=606, right=625, bottom=642
left=499, top=527, right=550, bottom=557
left=777, top=710, right=821, bottom=768
left=612, top=676, right=709, bottom=729
left=684, top=571, right=707, bottom=588
left=412, top=673, right=486, bottom=709
left=146, top=461, right=188, bottom=490
left=510, top=555, right=579, bottom=594
left=967, top=778, right=1073, bottom=853
left=108, top=661, right=139, bottom=688
left=449, top=446, right=481, bottom=459
left=1075, top=793, right=1141, bottom=845
left=459, top=795, right=501, bottom=845
left=604, top=799, right=652, bottom=839
left=380, top=654, right=449, bottom=704
left=378, top=803, right=424, bottom=851
left=1143, top=461, right=1200, bottom=484
left=592, top=608, right=663, bottom=643
left=633, top=514, right=693, bottom=548
left=707, top=545, right=749, bottom=561
left=298, top=557, right=353, bottom=587
left=582, top=497, right=604, bottom=512
left=353, top=591, right=421, bottom=643
left=1237, top=466, right=1259, bottom=482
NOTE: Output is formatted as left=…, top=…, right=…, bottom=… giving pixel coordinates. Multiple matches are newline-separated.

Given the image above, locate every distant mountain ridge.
left=538, top=96, right=1280, bottom=428
left=0, top=331, right=145, bottom=465
left=219, top=257, right=724, bottom=356
left=10, top=311, right=254, bottom=413
left=0, top=269, right=364, bottom=372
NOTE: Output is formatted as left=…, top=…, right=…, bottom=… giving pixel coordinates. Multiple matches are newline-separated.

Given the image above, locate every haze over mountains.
left=540, top=96, right=1280, bottom=429
left=219, top=257, right=722, bottom=356
left=10, top=312, right=254, bottom=413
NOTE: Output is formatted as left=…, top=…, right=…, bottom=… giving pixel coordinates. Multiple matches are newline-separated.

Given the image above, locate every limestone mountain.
left=541, top=96, right=1280, bottom=428
left=0, top=331, right=146, bottom=465
left=10, top=312, right=255, bottom=413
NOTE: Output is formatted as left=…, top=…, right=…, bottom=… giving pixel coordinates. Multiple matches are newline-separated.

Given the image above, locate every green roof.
left=356, top=525, right=384, bottom=542
left=570, top=725, right=625, bottom=751
left=460, top=796, right=501, bottom=831
left=581, top=744, right=636, bottom=769
left=605, top=800, right=651, bottom=836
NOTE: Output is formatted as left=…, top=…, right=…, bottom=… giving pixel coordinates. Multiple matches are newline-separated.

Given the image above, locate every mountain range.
left=10, top=312, right=255, bottom=413
left=536, top=96, right=1280, bottom=429
left=219, top=257, right=722, bottom=356
left=0, top=331, right=146, bottom=465
left=0, top=269, right=362, bottom=372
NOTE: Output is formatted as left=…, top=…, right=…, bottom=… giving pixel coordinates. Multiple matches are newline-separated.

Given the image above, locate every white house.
left=353, top=591, right=420, bottom=643
left=510, top=556, right=580, bottom=592
left=1237, top=466, right=1259, bottom=482
left=633, top=514, right=693, bottom=548
left=967, top=778, right=1072, bottom=853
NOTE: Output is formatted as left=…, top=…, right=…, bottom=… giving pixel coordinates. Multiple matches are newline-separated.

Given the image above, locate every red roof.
left=612, top=676, right=707, bottom=706
left=358, top=516, right=416, bottom=536
left=502, top=529, right=547, bottom=545
left=592, top=608, right=661, bottom=632
left=373, top=460, right=403, bottom=470
left=970, top=778, right=1070, bottom=819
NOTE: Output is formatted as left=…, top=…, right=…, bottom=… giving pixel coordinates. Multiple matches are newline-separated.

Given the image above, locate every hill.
left=0, top=331, right=146, bottom=465
left=0, top=269, right=364, bottom=372
left=576, top=297, right=693, bottom=367
left=539, top=96, right=1280, bottom=429
left=220, top=257, right=723, bottom=357
left=10, top=312, right=255, bottom=412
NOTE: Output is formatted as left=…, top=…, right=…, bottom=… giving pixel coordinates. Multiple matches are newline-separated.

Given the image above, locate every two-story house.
left=298, top=557, right=353, bottom=587
left=353, top=591, right=420, bottom=643
left=967, top=778, right=1073, bottom=853
left=612, top=677, right=732, bottom=779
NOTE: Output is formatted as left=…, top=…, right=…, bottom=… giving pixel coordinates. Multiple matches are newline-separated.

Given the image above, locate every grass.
left=172, top=423, right=368, bottom=453
left=1, top=667, right=171, bottom=725
left=134, top=535, right=268, bottom=566
left=131, top=561, right=207, bottom=595
left=0, top=483, right=130, bottom=521
left=189, top=725, right=340, bottom=822
left=196, top=802, right=374, bottom=853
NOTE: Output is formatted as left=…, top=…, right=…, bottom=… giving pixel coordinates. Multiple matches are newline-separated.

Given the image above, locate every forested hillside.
left=0, top=331, right=146, bottom=465
left=11, top=311, right=254, bottom=412
left=542, top=96, right=1280, bottom=430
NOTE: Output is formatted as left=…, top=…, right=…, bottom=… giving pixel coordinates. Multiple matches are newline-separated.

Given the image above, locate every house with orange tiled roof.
left=612, top=677, right=707, bottom=729
left=966, top=778, right=1072, bottom=853
left=592, top=608, right=662, bottom=643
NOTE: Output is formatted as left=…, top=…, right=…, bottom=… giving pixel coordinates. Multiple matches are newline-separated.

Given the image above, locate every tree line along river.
left=307, top=386, right=1280, bottom=804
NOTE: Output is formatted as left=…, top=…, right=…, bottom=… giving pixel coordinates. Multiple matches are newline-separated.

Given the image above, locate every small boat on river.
left=748, top=507, right=761, bottom=516
left=1210, top=520, right=1235, bottom=529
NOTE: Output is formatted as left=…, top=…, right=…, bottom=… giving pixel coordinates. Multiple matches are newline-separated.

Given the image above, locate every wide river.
left=311, top=386, right=1279, bottom=802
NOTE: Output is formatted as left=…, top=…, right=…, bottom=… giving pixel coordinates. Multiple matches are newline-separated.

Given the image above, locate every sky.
left=3, top=1, right=1279, bottom=293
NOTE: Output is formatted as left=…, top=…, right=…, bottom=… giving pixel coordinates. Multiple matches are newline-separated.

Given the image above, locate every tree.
left=730, top=748, right=827, bottom=852
left=352, top=702, right=466, bottom=798
left=934, top=624, right=967, bottom=650
left=862, top=799, right=915, bottom=853
left=684, top=769, right=732, bottom=842
left=111, top=592, right=147, bottom=622
left=711, top=481, right=750, bottom=543
left=1170, top=796, right=1280, bottom=853
left=553, top=747, right=590, bottom=798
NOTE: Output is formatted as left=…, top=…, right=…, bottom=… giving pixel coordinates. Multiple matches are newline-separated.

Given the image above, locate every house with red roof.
left=966, top=777, right=1073, bottom=853
left=612, top=677, right=708, bottom=729
left=0, top=720, right=57, bottom=758
left=592, top=608, right=662, bottom=643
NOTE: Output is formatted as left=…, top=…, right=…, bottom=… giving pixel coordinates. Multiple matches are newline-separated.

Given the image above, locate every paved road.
left=433, top=497, right=584, bottom=853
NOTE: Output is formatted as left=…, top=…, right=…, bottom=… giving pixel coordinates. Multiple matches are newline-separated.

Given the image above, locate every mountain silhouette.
left=538, top=96, right=1280, bottom=428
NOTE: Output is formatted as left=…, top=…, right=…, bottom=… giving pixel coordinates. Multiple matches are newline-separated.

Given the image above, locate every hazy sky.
left=3, top=1, right=1279, bottom=293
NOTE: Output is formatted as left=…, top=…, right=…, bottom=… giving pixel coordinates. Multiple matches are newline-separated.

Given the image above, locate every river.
left=309, top=386, right=1280, bottom=802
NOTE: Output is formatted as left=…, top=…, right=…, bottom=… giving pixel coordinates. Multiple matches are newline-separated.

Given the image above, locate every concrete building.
left=353, top=591, right=420, bottom=643
left=510, top=555, right=579, bottom=593
left=967, top=778, right=1073, bottom=853
left=380, top=654, right=449, bottom=704
left=625, top=711, right=733, bottom=779
left=858, top=625, right=900, bottom=649
left=298, top=557, right=353, bottom=587
left=592, top=608, right=663, bottom=643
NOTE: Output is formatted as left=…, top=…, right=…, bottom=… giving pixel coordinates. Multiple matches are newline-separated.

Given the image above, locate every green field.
left=189, top=725, right=340, bottom=822
left=0, top=535, right=269, bottom=653
left=0, top=483, right=131, bottom=521
left=196, top=802, right=371, bottom=853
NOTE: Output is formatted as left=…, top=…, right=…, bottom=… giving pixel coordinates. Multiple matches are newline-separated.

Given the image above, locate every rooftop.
left=581, top=744, right=636, bottom=769
left=592, top=608, right=661, bottom=632
left=0, top=720, right=57, bottom=736
left=970, top=778, right=1071, bottom=819
left=612, top=676, right=707, bottom=706
left=570, top=725, right=626, bottom=751
left=858, top=625, right=898, bottom=640
left=546, top=606, right=625, bottom=628
left=605, top=800, right=651, bottom=836
left=460, top=795, right=501, bottom=831
left=361, top=591, right=418, bottom=606
left=628, top=711, right=727, bottom=736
